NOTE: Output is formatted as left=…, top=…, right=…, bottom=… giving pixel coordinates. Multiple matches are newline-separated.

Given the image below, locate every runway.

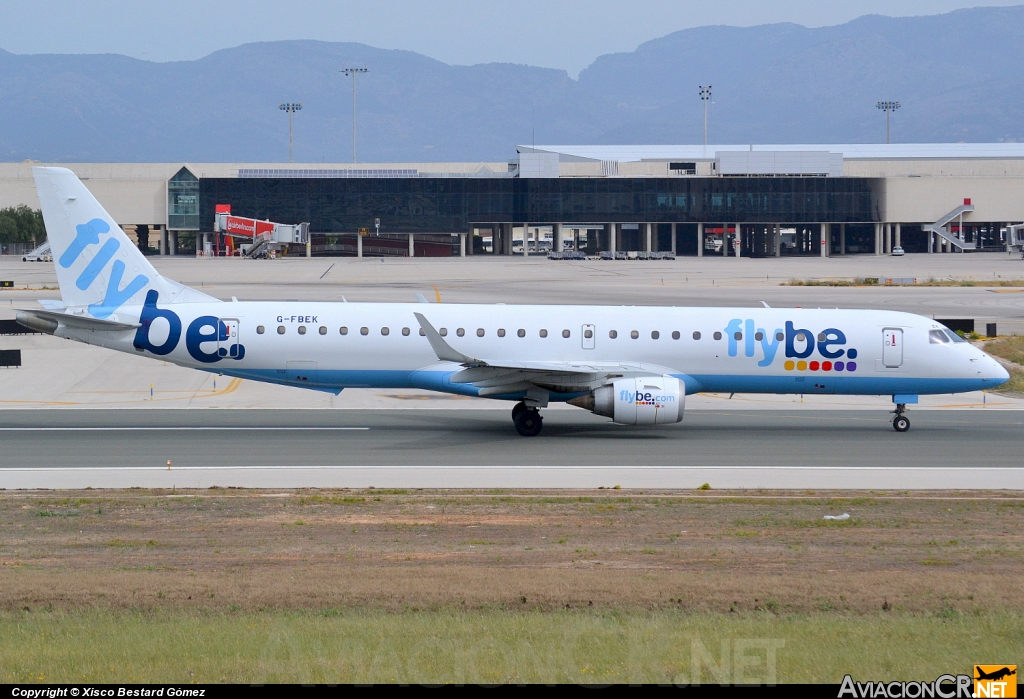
left=1, top=409, right=1021, bottom=489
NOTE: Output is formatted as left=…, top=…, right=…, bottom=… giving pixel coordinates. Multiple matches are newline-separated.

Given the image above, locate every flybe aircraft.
left=17, top=167, right=1009, bottom=436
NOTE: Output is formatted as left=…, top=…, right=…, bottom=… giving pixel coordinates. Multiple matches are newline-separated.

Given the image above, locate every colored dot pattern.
left=784, top=358, right=856, bottom=372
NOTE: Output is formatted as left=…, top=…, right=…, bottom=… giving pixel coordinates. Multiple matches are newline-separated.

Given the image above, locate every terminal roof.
left=518, top=143, right=1024, bottom=162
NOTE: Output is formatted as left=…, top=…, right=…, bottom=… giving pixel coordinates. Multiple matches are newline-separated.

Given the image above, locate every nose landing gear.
left=892, top=404, right=910, bottom=432
left=512, top=401, right=543, bottom=437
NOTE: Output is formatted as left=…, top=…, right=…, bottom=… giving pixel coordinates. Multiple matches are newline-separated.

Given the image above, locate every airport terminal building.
left=2, top=143, right=1022, bottom=258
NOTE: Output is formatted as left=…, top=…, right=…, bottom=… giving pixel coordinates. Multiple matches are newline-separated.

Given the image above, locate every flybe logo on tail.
left=60, top=218, right=149, bottom=319
left=723, top=319, right=859, bottom=372
left=134, top=291, right=245, bottom=363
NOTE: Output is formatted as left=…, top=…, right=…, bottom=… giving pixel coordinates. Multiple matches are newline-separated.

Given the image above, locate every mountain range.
left=2, top=5, right=1023, bottom=163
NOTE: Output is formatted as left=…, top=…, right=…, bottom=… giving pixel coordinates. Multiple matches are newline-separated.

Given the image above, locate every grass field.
left=2, top=489, right=1022, bottom=684
left=983, top=336, right=1024, bottom=393
left=2, top=609, right=1020, bottom=684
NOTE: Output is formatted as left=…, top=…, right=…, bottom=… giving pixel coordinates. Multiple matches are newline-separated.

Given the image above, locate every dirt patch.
left=1, top=489, right=1021, bottom=614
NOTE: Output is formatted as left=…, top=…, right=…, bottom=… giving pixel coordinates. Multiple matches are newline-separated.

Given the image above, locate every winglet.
left=761, top=301, right=771, bottom=308
left=413, top=312, right=484, bottom=365
left=415, top=293, right=430, bottom=304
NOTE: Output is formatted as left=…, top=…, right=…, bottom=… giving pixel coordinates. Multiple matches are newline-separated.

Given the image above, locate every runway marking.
left=194, top=377, right=244, bottom=398
left=0, top=427, right=370, bottom=432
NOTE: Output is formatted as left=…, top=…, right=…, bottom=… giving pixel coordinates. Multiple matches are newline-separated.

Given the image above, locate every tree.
left=0, top=206, right=45, bottom=245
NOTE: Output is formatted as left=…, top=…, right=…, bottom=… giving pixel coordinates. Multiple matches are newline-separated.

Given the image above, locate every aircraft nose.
left=981, top=356, right=1010, bottom=385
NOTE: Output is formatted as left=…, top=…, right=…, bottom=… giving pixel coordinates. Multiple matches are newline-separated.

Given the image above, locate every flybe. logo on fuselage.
left=723, top=319, right=859, bottom=372
left=60, top=218, right=150, bottom=319
left=133, top=291, right=245, bottom=364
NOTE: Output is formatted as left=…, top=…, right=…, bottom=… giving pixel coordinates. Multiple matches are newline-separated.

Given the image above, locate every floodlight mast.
left=278, top=103, right=303, bottom=162
left=876, top=101, right=900, bottom=144
left=699, top=85, right=712, bottom=149
left=342, top=67, right=369, bottom=163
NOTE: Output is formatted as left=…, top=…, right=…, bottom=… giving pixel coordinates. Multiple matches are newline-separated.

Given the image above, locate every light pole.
left=342, top=67, right=369, bottom=163
left=876, top=101, right=900, bottom=144
left=278, top=103, right=302, bottom=162
left=699, top=85, right=712, bottom=149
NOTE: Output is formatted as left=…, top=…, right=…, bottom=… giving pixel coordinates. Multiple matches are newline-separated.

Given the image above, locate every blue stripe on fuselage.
left=208, top=368, right=999, bottom=400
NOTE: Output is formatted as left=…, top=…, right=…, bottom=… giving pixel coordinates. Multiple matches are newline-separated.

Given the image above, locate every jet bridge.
left=1008, top=223, right=1024, bottom=253
left=214, top=208, right=309, bottom=258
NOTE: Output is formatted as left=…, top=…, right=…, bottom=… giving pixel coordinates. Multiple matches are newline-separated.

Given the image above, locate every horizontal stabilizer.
left=16, top=308, right=140, bottom=335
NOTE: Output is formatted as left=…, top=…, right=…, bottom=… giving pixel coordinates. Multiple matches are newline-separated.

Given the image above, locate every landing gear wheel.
left=512, top=401, right=528, bottom=419
left=513, top=407, right=543, bottom=437
left=891, top=403, right=910, bottom=432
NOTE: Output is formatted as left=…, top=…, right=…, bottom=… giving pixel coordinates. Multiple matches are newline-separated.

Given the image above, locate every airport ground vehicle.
left=17, top=168, right=1009, bottom=436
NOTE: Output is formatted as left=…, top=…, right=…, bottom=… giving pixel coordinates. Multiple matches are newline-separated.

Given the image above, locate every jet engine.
left=568, top=376, right=684, bottom=425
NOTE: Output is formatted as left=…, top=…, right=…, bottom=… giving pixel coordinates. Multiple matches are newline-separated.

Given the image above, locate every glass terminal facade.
left=168, top=167, right=200, bottom=231
left=199, top=176, right=880, bottom=234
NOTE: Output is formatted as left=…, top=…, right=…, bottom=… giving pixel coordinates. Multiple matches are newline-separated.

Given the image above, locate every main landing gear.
left=512, top=401, right=543, bottom=437
left=892, top=404, right=910, bottom=433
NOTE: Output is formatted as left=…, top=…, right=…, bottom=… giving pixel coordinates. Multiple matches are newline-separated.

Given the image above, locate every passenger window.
left=360, top=327, right=369, bottom=336
left=319, top=326, right=327, bottom=335
left=562, top=329, right=570, bottom=338
left=477, top=328, right=485, bottom=337
left=498, top=329, right=506, bottom=337
left=584, top=329, right=593, bottom=339
left=340, top=326, right=348, bottom=335
left=817, top=333, right=826, bottom=342
left=298, top=326, right=307, bottom=335
left=402, top=327, right=410, bottom=336
left=517, top=329, right=525, bottom=338
left=419, top=328, right=425, bottom=336
left=651, top=331, right=660, bottom=340
left=609, top=330, right=618, bottom=339
left=456, top=328, right=465, bottom=337
left=630, top=330, right=639, bottom=339
left=277, top=326, right=286, bottom=335
left=776, top=332, right=784, bottom=342
left=693, top=331, right=701, bottom=340
left=381, top=327, right=389, bottom=336
left=713, top=331, right=722, bottom=340
left=672, top=331, right=680, bottom=340
left=439, top=328, right=447, bottom=337
left=755, top=331, right=763, bottom=341
left=539, top=329, right=548, bottom=338
left=734, top=331, right=742, bottom=341
left=257, top=325, right=265, bottom=334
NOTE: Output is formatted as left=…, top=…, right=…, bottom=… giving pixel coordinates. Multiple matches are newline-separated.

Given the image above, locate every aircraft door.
left=218, top=318, right=244, bottom=359
left=882, top=328, right=903, bottom=367
left=582, top=324, right=596, bottom=350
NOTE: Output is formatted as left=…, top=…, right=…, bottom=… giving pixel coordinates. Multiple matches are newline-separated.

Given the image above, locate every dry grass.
left=983, top=336, right=1024, bottom=394
left=2, top=490, right=1022, bottom=615
left=3, top=489, right=1023, bottom=683
left=984, top=336, right=1024, bottom=366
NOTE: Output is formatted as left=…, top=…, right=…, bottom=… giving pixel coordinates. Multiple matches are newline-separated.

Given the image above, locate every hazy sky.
left=4, top=0, right=1021, bottom=76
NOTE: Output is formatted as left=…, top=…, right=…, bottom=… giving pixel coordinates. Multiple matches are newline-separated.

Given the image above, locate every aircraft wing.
left=414, top=313, right=677, bottom=396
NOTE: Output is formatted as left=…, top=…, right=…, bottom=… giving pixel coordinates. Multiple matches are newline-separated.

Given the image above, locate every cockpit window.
left=929, top=329, right=950, bottom=344
left=944, top=329, right=967, bottom=343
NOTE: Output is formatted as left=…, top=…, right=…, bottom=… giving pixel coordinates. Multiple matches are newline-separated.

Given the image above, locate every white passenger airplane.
left=17, top=167, right=1009, bottom=435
